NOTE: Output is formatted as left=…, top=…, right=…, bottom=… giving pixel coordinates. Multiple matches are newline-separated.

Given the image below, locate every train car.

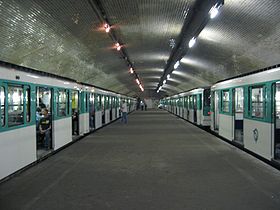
left=161, top=87, right=211, bottom=126
left=210, top=65, right=280, bottom=161
left=0, top=61, right=136, bottom=180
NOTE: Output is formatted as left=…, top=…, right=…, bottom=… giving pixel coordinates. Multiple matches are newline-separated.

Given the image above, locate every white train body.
left=161, top=65, right=280, bottom=164
left=211, top=66, right=280, bottom=161
left=0, top=63, right=136, bottom=180
left=163, top=87, right=211, bottom=126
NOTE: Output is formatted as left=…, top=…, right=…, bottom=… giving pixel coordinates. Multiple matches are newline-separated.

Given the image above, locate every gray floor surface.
left=0, top=110, right=280, bottom=210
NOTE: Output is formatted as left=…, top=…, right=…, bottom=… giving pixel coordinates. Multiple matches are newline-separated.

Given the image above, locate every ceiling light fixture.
left=174, top=61, right=180, bottom=69
left=139, top=84, right=144, bottom=92
left=209, top=3, right=221, bottom=19
left=104, top=23, right=110, bottom=33
left=115, top=43, right=121, bottom=51
left=188, top=37, right=196, bottom=48
left=129, top=67, right=134, bottom=74
left=136, top=78, right=140, bottom=85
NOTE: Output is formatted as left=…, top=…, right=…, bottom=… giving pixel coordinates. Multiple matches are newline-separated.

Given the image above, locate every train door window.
left=25, top=86, right=31, bottom=122
left=8, top=85, right=24, bottom=127
left=101, top=95, right=105, bottom=124
left=85, top=92, right=89, bottom=112
left=234, top=88, right=244, bottom=144
left=235, top=88, right=244, bottom=113
left=214, top=91, right=220, bottom=131
left=98, top=95, right=102, bottom=111
left=89, top=93, right=95, bottom=129
left=36, top=87, right=53, bottom=154
left=198, top=94, right=202, bottom=110
left=189, top=96, right=193, bottom=109
left=251, top=86, right=264, bottom=118
left=204, top=89, right=211, bottom=108
left=222, top=90, right=230, bottom=113
left=193, top=95, right=197, bottom=123
left=37, top=87, right=52, bottom=110
left=274, top=82, right=280, bottom=159
left=193, top=95, right=197, bottom=110
left=67, top=91, right=70, bottom=115
left=0, top=86, right=5, bottom=127
left=58, top=90, right=67, bottom=117
left=72, top=90, right=79, bottom=136
left=109, top=96, right=112, bottom=121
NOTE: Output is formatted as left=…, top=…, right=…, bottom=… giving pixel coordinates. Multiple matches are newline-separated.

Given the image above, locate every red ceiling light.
left=115, top=43, right=121, bottom=51
left=104, top=23, right=110, bottom=33
left=129, top=67, right=134, bottom=74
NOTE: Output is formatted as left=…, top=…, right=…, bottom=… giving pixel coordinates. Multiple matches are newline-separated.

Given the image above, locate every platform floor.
left=0, top=110, right=280, bottom=210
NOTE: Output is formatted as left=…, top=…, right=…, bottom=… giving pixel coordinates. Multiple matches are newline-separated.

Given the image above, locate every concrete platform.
left=0, top=110, right=280, bottom=210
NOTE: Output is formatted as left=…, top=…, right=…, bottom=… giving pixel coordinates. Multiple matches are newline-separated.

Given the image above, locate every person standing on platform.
left=140, top=100, right=144, bottom=111
left=39, top=108, right=52, bottom=150
left=121, top=100, right=128, bottom=124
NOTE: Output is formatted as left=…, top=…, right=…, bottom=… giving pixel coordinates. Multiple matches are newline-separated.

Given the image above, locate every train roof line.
left=215, top=63, right=280, bottom=84
left=163, top=86, right=211, bottom=99
left=0, top=60, right=134, bottom=99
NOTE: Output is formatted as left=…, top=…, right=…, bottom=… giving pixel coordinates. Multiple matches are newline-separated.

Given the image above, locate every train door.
left=193, top=95, right=197, bottom=123
left=89, top=93, right=95, bottom=130
left=274, top=82, right=280, bottom=160
left=233, top=88, right=244, bottom=144
left=36, top=87, right=53, bottom=157
left=71, top=90, right=79, bottom=136
left=214, top=91, right=220, bottom=131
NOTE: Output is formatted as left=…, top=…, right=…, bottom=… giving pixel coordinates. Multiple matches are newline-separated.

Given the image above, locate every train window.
left=235, top=88, right=244, bottom=113
left=58, top=90, right=67, bottom=117
left=189, top=96, right=193, bottom=109
left=112, top=97, right=115, bottom=108
left=89, top=93, right=94, bottom=114
left=251, top=87, right=264, bottom=118
left=276, top=83, right=280, bottom=122
left=85, top=93, right=89, bottom=112
left=98, top=95, right=101, bottom=110
left=101, top=95, right=104, bottom=111
left=222, top=90, right=230, bottom=113
left=37, top=87, right=51, bottom=110
left=204, top=89, right=211, bottom=107
left=0, top=86, right=5, bottom=127
left=72, top=91, right=79, bottom=113
left=67, top=91, right=70, bottom=115
left=8, top=85, right=24, bottom=127
left=25, top=86, right=31, bottom=122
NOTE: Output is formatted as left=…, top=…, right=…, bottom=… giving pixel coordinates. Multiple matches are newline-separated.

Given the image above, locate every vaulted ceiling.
left=0, top=0, right=279, bottom=98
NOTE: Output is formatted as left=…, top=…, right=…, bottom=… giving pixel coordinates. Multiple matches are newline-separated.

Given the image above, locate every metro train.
left=162, top=87, right=211, bottom=126
left=0, top=61, right=136, bottom=181
left=161, top=64, right=280, bottom=164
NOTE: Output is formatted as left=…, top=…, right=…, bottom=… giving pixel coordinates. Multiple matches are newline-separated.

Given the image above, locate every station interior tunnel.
left=0, top=0, right=280, bottom=98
